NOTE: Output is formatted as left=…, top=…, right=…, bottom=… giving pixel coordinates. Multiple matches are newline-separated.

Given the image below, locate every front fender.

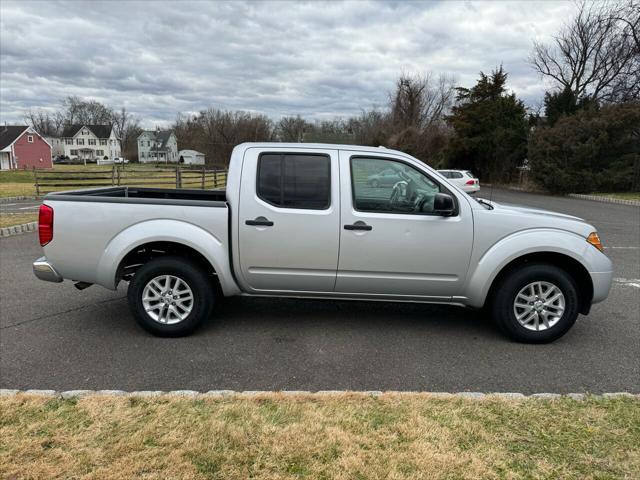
left=95, top=219, right=240, bottom=296
left=462, top=228, right=612, bottom=308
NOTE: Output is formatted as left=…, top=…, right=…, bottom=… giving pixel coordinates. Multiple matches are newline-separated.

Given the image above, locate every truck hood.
left=491, top=201, right=585, bottom=223
left=475, top=199, right=594, bottom=238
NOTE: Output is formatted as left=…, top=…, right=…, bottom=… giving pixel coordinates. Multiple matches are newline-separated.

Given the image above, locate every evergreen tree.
left=543, top=87, right=599, bottom=126
left=444, top=67, right=528, bottom=183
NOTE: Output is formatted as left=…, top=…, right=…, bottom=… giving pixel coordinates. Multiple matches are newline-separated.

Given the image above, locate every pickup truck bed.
left=46, top=186, right=227, bottom=206
left=37, top=186, right=232, bottom=292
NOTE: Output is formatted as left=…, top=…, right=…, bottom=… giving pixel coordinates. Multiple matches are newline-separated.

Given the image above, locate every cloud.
left=0, top=0, right=576, bottom=127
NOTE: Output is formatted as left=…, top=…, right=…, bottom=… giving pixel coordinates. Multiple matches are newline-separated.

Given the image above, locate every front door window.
left=352, top=157, right=442, bottom=214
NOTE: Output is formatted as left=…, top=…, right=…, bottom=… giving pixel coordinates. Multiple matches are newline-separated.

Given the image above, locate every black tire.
left=127, top=256, right=214, bottom=337
left=490, top=263, right=579, bottom=343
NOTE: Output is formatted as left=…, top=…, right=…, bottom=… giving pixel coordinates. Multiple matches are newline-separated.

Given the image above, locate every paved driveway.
left=0, top=199, right=40, bottom=215
left=1, top=189, right=638, bottom=393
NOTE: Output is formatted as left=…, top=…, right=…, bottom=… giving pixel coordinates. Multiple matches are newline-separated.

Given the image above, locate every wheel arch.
left=95, top=219, right=240, bottom=296
left=116, top=241, right=221, bottom=293
left=463, top=229, right=599, bottom=314
left=484, top=252, right=593, bottom=315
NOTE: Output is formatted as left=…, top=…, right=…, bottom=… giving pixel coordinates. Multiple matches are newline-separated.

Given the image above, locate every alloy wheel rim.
left=142, top=275, right=194, bottom=325
left=513, top=281, right=565, bottom=331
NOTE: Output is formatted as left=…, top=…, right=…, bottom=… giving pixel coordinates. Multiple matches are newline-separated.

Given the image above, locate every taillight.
left=466, top=179, right=475, bottom=185
left=39, top=204, right=53, bottom=246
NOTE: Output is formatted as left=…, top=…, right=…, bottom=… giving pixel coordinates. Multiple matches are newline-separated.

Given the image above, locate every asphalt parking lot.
left=0, top=199, right=40, bottom=215
left=1, top=189, right=638, bottom=393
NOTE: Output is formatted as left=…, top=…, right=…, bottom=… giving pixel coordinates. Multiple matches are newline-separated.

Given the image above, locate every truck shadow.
left=203, top=296, right=501, bottom=340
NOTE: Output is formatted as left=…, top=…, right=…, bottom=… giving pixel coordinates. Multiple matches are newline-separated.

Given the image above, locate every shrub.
left=529, top=102, right=640, bottom=194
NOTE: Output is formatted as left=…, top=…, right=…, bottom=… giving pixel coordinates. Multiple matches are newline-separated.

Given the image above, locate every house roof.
left=61, top=124, right=113, bottom=139
left=0, top=126, right=29, bottom=150
left=139, top=130, right=175, bottom=151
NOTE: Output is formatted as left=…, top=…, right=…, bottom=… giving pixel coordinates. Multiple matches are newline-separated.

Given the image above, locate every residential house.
left=178, top=149, right=205, bottom=165
left=0, top=125, right=52, bottom=170
left=138, top=129, right=178, bottom=163
left=60, top=125, right=121, bottom=162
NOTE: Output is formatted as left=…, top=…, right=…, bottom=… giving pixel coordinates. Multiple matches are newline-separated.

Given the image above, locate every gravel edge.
left=567, top=193, right=640, bottom=207
left=0, top=222, right=37, bottom=237
left=1, top=389, right=637, bottom=400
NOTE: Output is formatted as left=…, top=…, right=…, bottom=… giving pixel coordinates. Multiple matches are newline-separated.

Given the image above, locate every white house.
left=138, top=130, right=178, bottom=163
left=178, top=149, right=205, bottom=165
left=60, top=125, right=121, bottom=162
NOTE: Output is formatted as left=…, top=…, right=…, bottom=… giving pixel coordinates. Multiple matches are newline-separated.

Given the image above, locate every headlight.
left=587, top=232, right=603, bottom=252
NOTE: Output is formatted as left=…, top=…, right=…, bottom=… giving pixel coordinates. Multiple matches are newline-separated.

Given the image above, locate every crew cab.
left=33, top=143, right=613, bottom=342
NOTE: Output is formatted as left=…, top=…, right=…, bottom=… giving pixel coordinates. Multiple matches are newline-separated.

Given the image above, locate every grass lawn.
left=592, top=192, right=640, bottom=201
left=0, top=212, right=38, bottom=228
left=1, top=393, right=638, bottom=479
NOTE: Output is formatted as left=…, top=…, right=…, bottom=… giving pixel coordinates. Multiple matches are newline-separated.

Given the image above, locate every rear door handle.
left=344, top=222, right=372, bottom=231
left=246, top=216, right=274, bottom=227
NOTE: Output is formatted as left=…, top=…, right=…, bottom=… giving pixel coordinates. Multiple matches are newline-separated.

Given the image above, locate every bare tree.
left=390, top=73, right=456, bottom=130
left=60, top=96, right=114, bottom=125
left=112, top=107, right=142, bottom=159
left=276, top=115, right=307, bottom=142
left=347, top=109, right=390, bottom=146
left=24, top=109, right=63, bottom=136
left=173, top=108, right=274, bottom=166
left=531, top=0, right=639, bottom=102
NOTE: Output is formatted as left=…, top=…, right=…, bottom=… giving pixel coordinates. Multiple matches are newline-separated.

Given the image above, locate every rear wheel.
left=127, top=256, right=214, bottom=337
left=490, top=263, right=579, bottom=343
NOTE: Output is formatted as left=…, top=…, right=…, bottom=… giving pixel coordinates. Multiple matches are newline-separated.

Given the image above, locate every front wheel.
left=127, top=256, right=214, bottom=337
left=490, top=263, right=580, bottom=343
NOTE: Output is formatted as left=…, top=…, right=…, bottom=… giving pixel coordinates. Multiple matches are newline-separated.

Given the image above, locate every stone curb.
left=568, top=193, right=640, bottom=207
left=0, top=389, right=637, bottom=400
left=0, top=195, right=38, bottom=203
left=0, top=222, right=37, bottom=237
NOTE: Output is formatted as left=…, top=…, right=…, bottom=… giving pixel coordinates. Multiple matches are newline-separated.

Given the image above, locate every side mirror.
left=433, top=193, right=455, bottom=216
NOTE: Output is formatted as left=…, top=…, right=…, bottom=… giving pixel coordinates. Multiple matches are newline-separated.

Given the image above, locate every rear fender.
left=95, top=219, right=240, bottom=295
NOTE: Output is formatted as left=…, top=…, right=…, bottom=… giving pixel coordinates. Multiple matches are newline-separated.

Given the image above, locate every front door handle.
left=246, top=216, right=274, bottom=227
left=344, top=221, right=372, bottom=231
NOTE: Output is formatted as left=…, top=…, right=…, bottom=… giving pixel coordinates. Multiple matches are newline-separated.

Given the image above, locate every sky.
left=0, top=0, right=577, bottom=128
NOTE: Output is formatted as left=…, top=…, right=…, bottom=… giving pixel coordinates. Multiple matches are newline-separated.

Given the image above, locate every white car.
left=113, top=157, right=129, bottom=164
left=438, top=170, right=479, bottom=194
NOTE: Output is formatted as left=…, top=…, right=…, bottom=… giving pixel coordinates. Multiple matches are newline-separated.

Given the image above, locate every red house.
left=0, top=126, right=52, bottom=170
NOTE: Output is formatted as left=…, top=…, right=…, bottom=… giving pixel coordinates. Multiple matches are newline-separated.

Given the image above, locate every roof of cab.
left=234, top=142, right=410, bottom=156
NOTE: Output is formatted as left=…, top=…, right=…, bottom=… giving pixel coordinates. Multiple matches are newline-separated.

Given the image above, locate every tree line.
left=26, top=0, right=638, bottom=192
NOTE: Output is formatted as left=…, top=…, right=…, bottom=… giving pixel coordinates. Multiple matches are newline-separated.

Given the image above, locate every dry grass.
left=593, top=192, right=640, bottom=201
left=0, top=182, right=36, bottom=198
left=1, top=393, right=638, bottom=479
left=0, top=213, right=38, bottom=228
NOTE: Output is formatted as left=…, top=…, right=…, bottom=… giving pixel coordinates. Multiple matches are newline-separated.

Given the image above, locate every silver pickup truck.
left=33, top=143, right=613, bottom=342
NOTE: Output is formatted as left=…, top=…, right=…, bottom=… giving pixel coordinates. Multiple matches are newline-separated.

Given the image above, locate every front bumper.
left=590, top=270, right=614, bottom=304
left=33, top=257, right=63, bottom=283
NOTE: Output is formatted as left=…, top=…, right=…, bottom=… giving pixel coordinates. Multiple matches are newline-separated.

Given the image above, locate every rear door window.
left=257, top=153, right=331, bottom=210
